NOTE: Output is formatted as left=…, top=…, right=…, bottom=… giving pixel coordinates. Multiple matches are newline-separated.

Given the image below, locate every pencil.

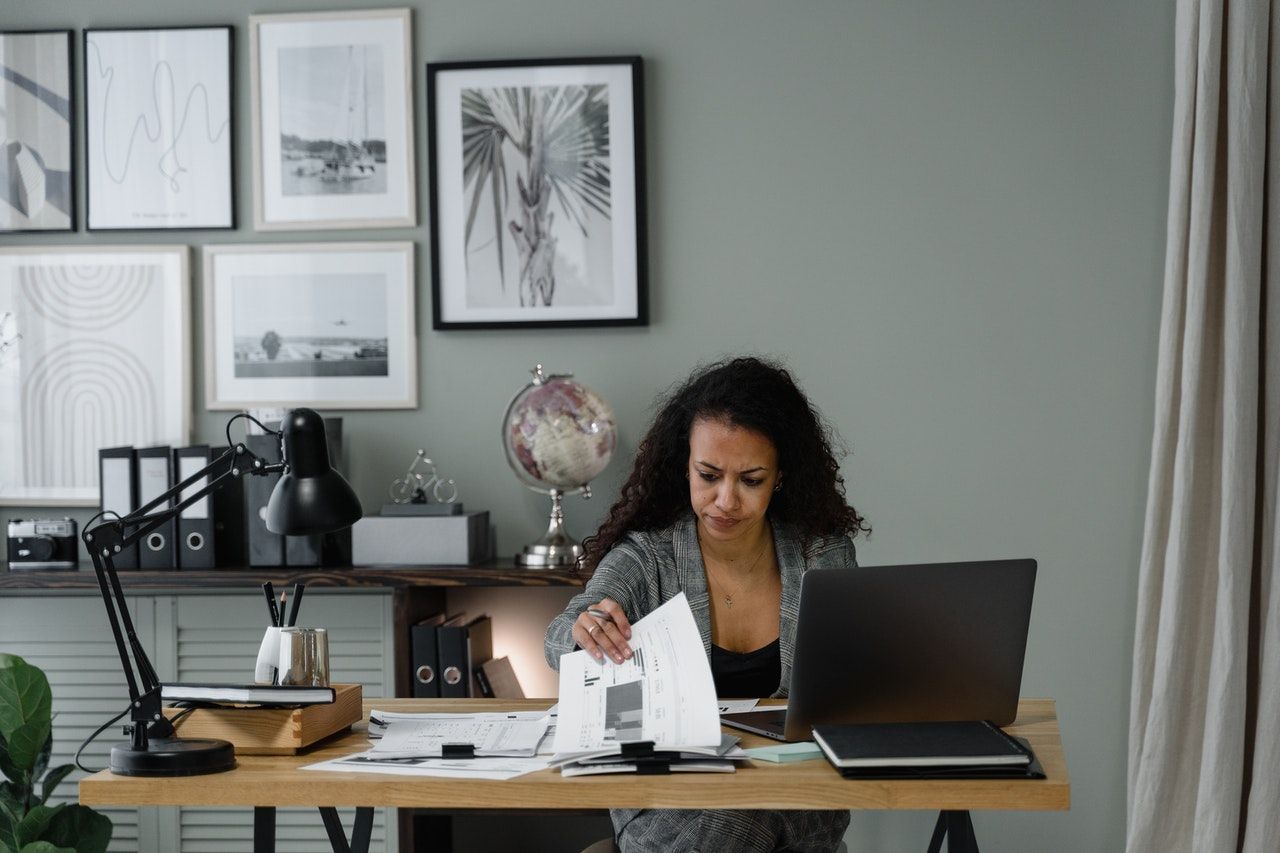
left=287, top=583, right=305, bottom=627
left=263, top=582, right=279, bottom=627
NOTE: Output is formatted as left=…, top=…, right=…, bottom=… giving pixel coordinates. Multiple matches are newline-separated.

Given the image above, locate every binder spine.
left=174, top=445, right=216, bottom=569
left=98, top=446, right=138, bottom=570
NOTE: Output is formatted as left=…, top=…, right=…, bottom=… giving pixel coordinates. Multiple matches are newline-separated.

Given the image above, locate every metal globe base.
left=109, top=737, right=236, bottom=777
left=517, top=489, right=584, bottom=570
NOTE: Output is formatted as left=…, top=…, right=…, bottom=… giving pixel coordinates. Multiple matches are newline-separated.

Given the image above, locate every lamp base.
left=109, top=737, right=236, bottom=777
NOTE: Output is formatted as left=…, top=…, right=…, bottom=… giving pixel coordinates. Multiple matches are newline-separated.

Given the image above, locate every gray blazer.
left=544, top=513, right=858, bottom=853
left=544, top=512, right=858, bottom=693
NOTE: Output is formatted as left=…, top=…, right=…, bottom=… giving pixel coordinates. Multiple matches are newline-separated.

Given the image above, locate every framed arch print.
left=0, top=246, right=191, bottom=506
left=427, top=56, right=648, bottom=329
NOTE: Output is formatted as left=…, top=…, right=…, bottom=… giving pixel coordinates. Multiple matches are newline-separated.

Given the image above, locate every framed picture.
left=0, top=246, right=191, bottom=506
left=250, top=8, right=415, bottom=230
left=84, top=26, right=234, bottom=230
left=202, top=242, right=417, bottom=410
left=0, top=30, right=74, bottom=232
left=427, top=56, right=648, bottom=330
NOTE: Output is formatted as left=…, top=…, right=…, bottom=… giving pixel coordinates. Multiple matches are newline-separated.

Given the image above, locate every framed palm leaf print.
left=427, top=56, right=648, bottom=329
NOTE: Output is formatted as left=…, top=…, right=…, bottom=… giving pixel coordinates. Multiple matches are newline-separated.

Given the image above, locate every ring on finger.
left=588, top=623, right=601, bottom=637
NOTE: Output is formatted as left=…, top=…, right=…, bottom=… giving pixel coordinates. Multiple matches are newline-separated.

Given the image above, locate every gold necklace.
left=703, top=535, right=772, bottom=609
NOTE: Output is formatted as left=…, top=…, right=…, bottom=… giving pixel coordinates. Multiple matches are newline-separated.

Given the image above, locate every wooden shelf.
left=0, top=561, right=583, bottom=591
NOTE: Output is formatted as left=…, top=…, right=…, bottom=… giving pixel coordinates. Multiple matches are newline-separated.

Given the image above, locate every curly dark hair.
left=580, top=356, right=869, bottom=574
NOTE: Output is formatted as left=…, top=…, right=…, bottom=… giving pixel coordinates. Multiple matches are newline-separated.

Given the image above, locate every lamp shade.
left=265, top=408, right=363, bottom=535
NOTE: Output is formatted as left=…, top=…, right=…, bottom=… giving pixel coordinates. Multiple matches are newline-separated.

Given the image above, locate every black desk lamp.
left=82, top=408, right=361, bottom=776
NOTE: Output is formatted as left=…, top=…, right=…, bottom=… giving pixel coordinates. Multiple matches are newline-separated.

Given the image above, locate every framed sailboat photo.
left=250, top=8, right=415, bottom=230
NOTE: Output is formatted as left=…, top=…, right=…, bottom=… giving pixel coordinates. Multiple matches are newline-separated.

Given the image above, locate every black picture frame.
left=0, top=29, right=76, bottom=233
left=83, top=25, right=235, bottom=231
left=427, top=56, right=648, bottom=330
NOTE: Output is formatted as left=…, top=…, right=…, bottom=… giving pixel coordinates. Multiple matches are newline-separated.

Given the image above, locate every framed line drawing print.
left=0, top=30, right=75, bottom=232
left=427, top=56, right=647, bottom=329
left=84, top=26, right=234, bottom=230
left=0, top=246, right=192, bottom=506
left=250, top=8, right=415, bottom=230
left=203, top=242, right=417, bottom=410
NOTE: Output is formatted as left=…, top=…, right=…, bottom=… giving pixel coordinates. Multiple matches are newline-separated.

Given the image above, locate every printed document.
left=369, top=715, right=549, bottom=758
left=552, top=592, right=720, bottom=753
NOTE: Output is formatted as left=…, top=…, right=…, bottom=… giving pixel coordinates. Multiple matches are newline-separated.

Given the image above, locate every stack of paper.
left=552, top=593, right=737, bottom=776
left=302, top=709, right=558, bottom=780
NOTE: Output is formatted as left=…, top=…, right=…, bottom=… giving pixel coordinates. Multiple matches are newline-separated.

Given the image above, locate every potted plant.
left=0, top=654, right=111, bottom=853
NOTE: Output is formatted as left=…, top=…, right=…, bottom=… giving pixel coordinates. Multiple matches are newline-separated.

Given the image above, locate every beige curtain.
left=1127, top=1, right=1280, bottom=851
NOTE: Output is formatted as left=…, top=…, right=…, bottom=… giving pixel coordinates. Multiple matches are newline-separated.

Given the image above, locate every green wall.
left=1, top=1, right=1174, bottom=850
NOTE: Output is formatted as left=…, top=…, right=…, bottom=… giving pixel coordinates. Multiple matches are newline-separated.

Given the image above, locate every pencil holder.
left=255, top=626, right=284, bottom=684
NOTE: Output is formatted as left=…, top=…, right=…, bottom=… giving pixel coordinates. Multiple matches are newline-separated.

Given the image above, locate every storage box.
left=163, top=683, right=362, bottom=755
left=352, top=511, right=491, bottom=565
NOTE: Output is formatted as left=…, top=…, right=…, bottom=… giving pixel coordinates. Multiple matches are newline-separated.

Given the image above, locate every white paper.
left=718, top=699, right=760, bottom=714
left=369, top=716, right=549, bottom=758
left=367, top=709, right=551, bottom=739
left=552, top=592, right=720, bottom=753
left=302, top=750, right=554, bottom=781
left=560, top=760, right=736, bottom=777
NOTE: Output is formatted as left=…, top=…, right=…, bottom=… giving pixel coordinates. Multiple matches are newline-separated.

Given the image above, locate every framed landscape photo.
left=0, top=246, right=191, bottom=506
left=203, top=243, right=417, bottom=409
left=250, top=8, right=415, bottom=230
left=0, top=30, right=75, bottom=232
left=427, top=56, right=647, bottom=330
left=84, top=26, right=234, bottom=230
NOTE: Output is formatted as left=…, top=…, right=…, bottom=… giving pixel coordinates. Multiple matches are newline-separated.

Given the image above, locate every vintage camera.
left=7, top=518, right=79, bottom=570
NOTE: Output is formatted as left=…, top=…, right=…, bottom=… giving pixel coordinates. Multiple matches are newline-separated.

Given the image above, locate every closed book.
left=476, top=656, right=525, bottom=699
left=351, top=512, right=491, bottom=565
left=410, top=613, right=447, bottom=698
left=160, top=682, right=335, bottom=706
left=812, top=721, right=1040, bottom=778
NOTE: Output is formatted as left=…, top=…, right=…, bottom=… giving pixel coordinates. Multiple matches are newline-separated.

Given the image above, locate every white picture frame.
left=203, top=242, right=417, bottom=410
left=0, top=246, right=191, bottom=506
left=84, top=26, right=234, bottom=231
left=250, top=8, right=416, bottom=230
left=0, top=30, right=75, bottom=233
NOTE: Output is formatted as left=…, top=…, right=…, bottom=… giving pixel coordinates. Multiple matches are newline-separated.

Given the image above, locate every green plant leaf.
left=18, top=842, right=75, bottom=853
left=14, top=804, right=61, bottom=848
left=29, top=739, right=49, bottom=794
left=0, top=656, right=21, bottom=671
left=44, top=806, right=111, bottom=853
left=0, top=731, right=21, bottom=788
left=0, top=783, right=20, bottom=817
left=0, top=800, right=19, bottom=853
left=0, top=662, right=51, bottom=747
left=1, top=723, right=47, bottom=780
left=35, top=767, right=71, bottom=810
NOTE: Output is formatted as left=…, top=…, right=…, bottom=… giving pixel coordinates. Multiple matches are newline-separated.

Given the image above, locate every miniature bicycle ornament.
left=388, top=449, right=459, bottom=505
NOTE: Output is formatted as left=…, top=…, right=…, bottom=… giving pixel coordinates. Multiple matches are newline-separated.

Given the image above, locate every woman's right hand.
left=572, top=598, right=633, bottom=663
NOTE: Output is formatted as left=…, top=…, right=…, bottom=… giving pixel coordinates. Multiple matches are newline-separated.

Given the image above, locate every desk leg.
left=925, top=810, right=979, bottom=853
left=320, top=806, right=376, bottom=853
left=254, top=807, right=276, bottom=853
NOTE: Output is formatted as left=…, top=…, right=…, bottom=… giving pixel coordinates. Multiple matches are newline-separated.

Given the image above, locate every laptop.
left=720, top=559, right=1037, bottom=742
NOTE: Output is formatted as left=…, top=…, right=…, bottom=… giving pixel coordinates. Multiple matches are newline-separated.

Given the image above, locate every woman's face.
left=687, top=417, right=780, bottom=544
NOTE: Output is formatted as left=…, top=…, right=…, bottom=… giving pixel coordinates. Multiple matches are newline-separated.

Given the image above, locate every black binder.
left=245, top=433, right=284, bottom=567
left=437, top=614, right=491, bottom=698
left=410, top=613, right=447, bottom=698
left=98, top=446, right=139, bottom=570
left=135, top=446, right=176, bottom=569
left=173, top=445, right=216, bottom=569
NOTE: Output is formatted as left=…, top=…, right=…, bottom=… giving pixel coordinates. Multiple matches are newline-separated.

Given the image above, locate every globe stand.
left=517, top=489, right=585, bottom=569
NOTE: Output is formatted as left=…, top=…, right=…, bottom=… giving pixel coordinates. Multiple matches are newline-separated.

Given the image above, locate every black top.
left=711, top=638, right=781, bottom=698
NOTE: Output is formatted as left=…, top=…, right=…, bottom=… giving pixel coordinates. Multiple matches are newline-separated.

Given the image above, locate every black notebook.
left=812, top=721, right=1034, bottom=770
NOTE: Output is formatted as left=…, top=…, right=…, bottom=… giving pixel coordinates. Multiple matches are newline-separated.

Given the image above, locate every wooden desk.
left=80, top=698, right=1069, bottom=853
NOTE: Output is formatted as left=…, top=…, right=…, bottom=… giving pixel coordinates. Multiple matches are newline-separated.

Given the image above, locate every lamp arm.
left=81, top=441, right=286, bottom=752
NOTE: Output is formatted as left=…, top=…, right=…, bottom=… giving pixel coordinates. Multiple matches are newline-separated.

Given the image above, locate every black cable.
left=224, top=412, right=279, bottom=449
left=75, top=703, right=131, bottom=774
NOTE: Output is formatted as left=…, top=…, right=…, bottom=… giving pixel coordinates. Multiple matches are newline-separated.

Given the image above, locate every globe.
left=502, top=365, right=617, bottom=568
left=503, top=367, right=617, bottom=492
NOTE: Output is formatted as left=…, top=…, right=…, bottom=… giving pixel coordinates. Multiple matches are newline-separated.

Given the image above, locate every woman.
left=544, top=356, right=869, bottom=853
